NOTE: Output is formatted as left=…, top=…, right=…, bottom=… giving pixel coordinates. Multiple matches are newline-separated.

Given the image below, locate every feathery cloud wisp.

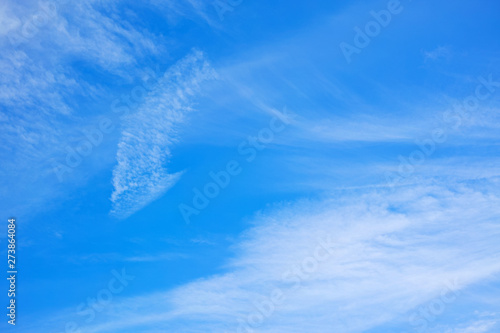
left=110, top=50, right=218, bottom=219
left=37, top=180, right=500, bottom=333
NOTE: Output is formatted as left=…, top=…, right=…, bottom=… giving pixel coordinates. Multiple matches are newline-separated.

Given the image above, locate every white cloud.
left=0, top=0, right=207, bottom=218
left=110, top=49, right=217, bottom=218
left=446, top=319, right=498, bottom=333
left=68, top=252, right=188, bottom=264
left=31, top=180, right=500, bottom=333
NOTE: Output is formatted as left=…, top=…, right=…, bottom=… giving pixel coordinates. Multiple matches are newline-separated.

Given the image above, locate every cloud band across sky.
left=26, top=179, right=500, bottom=333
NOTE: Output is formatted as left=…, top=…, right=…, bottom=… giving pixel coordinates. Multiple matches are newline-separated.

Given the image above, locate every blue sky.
left=1, top=0, right=500, bottom=332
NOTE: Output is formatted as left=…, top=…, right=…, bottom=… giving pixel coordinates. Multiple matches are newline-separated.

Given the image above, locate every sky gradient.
left=1, top=0, right=500, bottom=332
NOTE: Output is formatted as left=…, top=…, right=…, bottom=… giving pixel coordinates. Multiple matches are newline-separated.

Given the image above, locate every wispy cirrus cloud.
left=29, top=179, right=500, bottom=333
left=1, top=0, right=223, bottom=219
left=110, top=49, right=218, bottom=219
left=444, top=319, right=498, bottom=333
left=0, top=0, right=168, bottom=217
left=66, top=252, right=188, bottom=264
